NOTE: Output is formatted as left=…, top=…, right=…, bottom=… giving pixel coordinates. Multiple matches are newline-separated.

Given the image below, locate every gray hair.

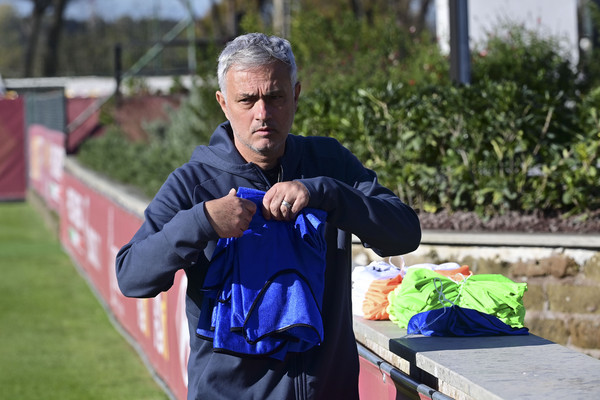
left=217, top=33, right=297, bottom=95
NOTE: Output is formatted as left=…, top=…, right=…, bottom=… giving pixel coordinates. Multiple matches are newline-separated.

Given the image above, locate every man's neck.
left=234, top=143, right=282, bottom=170
left=255, top=159, right=279, bottom=170
left=262, top=164, right=282, bottom=185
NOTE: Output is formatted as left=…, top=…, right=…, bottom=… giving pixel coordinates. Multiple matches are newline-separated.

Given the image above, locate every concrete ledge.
left=421, top=230, right=600, bottom=250
left=353, top=317, right=600, bottom=400
left=354, top=232, right=600, bottom=250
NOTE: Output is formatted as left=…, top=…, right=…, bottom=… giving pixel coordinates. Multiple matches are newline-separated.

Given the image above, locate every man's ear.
left=216, top=91, right=228, bottom=118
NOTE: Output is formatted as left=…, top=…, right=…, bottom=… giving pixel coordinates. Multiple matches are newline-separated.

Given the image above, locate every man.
left=116, top=33, right=421, bottom=400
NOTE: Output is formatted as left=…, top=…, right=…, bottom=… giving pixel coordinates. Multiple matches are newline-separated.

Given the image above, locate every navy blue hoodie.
left=116, top=121, right=421, bottom=400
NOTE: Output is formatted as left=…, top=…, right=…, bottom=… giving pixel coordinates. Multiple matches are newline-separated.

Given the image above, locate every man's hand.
left=205, top=188, right=257, bottom=238
left=262, top=181, right=310, bottom=221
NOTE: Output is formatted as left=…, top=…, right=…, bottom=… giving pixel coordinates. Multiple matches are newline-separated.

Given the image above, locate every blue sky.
left=0, top=0, right=211, bottom=21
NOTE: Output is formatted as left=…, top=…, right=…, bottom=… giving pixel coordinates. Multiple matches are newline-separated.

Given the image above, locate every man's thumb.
left=228, top=188, right=237, bottom=197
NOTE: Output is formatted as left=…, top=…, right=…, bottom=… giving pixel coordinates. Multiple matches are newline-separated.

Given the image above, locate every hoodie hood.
left=191, top=121, right=245, bottom=166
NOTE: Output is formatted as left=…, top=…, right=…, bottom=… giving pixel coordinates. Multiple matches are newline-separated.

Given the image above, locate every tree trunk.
left=43, top=0, right=69, bottom=77
left=414, top=0, right=432, bottom=33
left=24, top=0, right=51, bottom=77
left=210, top=0, right=224, bottom=39
left=350, top=0, right=365, bottom=20
left=393, top=0, right=411, bottom=29
left=227, top=0, right=237, bottom=38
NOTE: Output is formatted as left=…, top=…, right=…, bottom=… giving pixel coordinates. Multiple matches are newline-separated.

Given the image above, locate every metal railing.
left=357, top=342, right=454, bottom=400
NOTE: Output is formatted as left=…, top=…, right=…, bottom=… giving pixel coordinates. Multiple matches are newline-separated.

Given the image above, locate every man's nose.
left=254, top=98, right=271, bottom=120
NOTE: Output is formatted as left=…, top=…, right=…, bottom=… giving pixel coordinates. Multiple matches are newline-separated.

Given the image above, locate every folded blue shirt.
left=196, top=187, right=328, bottom=360
left=407, top=305, right=530, bottom=337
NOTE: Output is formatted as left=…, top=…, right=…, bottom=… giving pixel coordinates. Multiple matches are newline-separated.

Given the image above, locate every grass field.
left=0, top=201, right=169, bottom=400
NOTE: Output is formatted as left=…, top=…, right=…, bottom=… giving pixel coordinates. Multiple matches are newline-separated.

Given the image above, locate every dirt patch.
left=113, top=95, right=182, bottom=141
left=418, top=209, right=600, bottom=233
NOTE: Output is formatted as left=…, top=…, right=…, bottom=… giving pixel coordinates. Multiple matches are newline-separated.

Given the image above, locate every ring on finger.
left=281, top=200, right=293, bottom=209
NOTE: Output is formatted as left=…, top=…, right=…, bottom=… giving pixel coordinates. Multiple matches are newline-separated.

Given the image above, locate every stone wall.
left=512, top=253, right=600, bottom=359
left=352, top=241, right=600, bottom=359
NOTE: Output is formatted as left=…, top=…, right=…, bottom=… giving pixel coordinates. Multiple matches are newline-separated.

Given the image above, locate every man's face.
left=216, top=61, right=301, bottom=168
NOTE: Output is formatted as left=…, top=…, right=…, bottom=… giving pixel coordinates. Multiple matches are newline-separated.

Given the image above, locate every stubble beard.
left=234, top=129, right=284, bottom=160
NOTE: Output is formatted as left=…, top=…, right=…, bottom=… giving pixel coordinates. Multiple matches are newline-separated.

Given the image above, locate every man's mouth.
left=254, top=126, right=275, bottom=134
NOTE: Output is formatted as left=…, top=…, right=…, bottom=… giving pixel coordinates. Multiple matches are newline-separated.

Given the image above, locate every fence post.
left=449, top=0, right=471, bottom=84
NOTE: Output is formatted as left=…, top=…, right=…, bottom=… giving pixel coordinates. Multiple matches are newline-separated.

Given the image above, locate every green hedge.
left=294, top=81, right=600, bottom=216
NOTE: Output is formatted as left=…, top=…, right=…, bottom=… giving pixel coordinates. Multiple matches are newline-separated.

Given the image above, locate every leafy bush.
left=78, top=82, right=223, bottom=197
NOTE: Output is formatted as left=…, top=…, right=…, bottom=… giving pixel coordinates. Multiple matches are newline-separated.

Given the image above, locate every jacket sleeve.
left=115, top=174, right=219, bottom=298
left=298, top=144, right=421, bottom=258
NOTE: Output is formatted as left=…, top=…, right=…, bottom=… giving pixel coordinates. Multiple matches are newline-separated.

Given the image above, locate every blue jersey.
left=197, top=187, right=328, bottom=360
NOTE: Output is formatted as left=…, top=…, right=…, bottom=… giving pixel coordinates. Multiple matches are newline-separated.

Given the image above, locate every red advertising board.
left=28, top=124, right=65, bottom=212
left=358, top=356, right=400, bottom=400
left=60, top=171, right=189, bottom=400
left=0, top=98, right=26, bottom=200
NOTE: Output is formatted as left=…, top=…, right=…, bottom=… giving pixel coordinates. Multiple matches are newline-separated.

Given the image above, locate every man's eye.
left=239, top=98, right=255, bottom=105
